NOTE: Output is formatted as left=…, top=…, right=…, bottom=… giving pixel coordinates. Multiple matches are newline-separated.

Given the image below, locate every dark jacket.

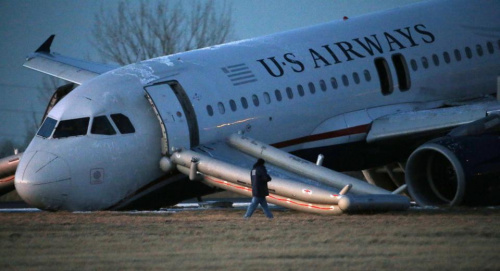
left=251, top=164, right=272, bottom=197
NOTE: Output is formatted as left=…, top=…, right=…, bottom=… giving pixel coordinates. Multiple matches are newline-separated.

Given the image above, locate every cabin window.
left=263, top=92, right=271, bottom=104
left=308, top=82, right=316, bottom=94
left=37, top=117, right=57, bottom=138
left=443, top=52, right=450, bottom=64
left=229, top=99, right=237, bottom=111
left=432, top=54, right=439, bottom=66
left=465, top=47, right=472, bottom=59
left=476, top=44, right=483, bottom=56
left=53, top=117, right=90, bottom=139
left=330, top=77, right=338, bottom=89
left=374, top=57, right=393, bottom=95
left=364, top=70, right=372, bottom=81
left=392, top=53, right=411, bottom=91
left=91, top=116, right=116, bottom=135
left=241, top=97, right=248, bottom=109
left=319, top=80, right=327, bottom=91
left=297, top=85, right=305, bottom=97
left=454, top=49, right=462, bottom=61
left=111, top=114, right=135, bottom=134
left=410, top=59, right=418, bottom=71
left=206, top=105, right=214, bottom=116
left=342, top=75, right=349, bottom=86
left=218, top=102, right=225, bottom=114
left=286, top=87, right=293, bottom=99
left=274, top=90, right=282, bottom=101
left=487, top=42, right=494, bottom=54
left=352, top=72, right=360, bottom=84
left=421, top=57, right=429, bottom=69
left=252, top=94, right=259, bottom=106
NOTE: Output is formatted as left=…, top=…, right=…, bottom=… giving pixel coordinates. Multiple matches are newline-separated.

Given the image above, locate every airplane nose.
left=14, top=151, right=71, bottom=210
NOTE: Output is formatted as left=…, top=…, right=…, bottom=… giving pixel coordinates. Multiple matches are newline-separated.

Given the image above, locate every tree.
left=91, top=0, right=234, bottom=65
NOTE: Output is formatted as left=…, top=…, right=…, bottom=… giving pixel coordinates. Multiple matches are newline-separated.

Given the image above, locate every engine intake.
left=406, top=135, right=500, bottom=206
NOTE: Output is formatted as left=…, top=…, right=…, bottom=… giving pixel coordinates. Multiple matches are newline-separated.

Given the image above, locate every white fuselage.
left=15, top=0, right=500, bottom=210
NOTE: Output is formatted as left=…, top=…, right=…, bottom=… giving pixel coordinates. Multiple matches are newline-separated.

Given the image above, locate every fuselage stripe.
left=271, top=123, right=371, bottom=148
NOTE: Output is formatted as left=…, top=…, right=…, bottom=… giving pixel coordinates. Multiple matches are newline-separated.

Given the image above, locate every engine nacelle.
left=406, top=135, right=500, bottom=206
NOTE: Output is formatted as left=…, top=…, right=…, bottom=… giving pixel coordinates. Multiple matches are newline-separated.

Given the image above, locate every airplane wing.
left=168, top=134, right=410, bottom=215
left=23, top=35, right=119, bottom=84
left=367, top=98, right=500, bottom=143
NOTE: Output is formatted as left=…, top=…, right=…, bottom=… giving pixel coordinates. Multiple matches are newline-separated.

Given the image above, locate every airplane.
left=1, top=0, right=499, bottom=214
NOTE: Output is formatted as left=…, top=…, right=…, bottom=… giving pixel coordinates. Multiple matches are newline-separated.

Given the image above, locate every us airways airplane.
left=2, top=0, right=500, bottom=214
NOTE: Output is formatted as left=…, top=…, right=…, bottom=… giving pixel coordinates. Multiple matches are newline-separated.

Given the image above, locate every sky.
left=0, top=0, right=424, bottom=149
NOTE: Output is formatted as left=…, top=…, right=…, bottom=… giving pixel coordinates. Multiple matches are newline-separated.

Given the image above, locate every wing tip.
left=35, top=35, right=56, bottom=53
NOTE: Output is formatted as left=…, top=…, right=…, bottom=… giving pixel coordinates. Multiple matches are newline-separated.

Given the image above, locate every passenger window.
left=218, top=102, right=225, bottom=114
left=37, top=117, right=57, bottom=138
left=91, top=116, right=116, bottom=135
left=274, top=90, right=282, bottom=102
left=229, top=100, right=237, bottom=111
left=454, top=49, right=462, bottom=61
left=110, top=114, right=135, bottom=134
left=421, top=57, right=429, bottom=69
left=465, top=47, right=472, bottom=59
left=308, top=82, right=316, bottom=94
left=330, top=77, right=338, bottom=89
left=252, top=94, right=259, bottom=106
left=286, top=87, right=293, bottom=99
left=443, top=52, right=450, bottom=63
left=263, top=92, right=271, bottom=104
left=342, top=75, right=349, bottom=86
left=297, top=85, right=305, bottom=97
left=410, top=59, right=418, bottom=71
left=206, top=105, right=214, bottom=116
left=487, top=42, right=494, bottom=54
left=364, top=70, right=372, bottom=81
left=319, top=80, right=327, bottom=91
left=352, top=72, right=360, bottom=84
left=53, top=117, right=90, bottom=138
left=476, top=44, right=483, bottom=56
left=432, top=54, right=439, bottom=66
left=241, top=97, right=248, bottom=109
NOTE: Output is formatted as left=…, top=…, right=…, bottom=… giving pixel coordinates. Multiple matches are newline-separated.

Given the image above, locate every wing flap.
left=367, top=99, right=500, bottom=143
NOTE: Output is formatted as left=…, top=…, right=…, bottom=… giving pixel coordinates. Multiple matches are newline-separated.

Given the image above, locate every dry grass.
left=1, top=208, right=499, bottom=270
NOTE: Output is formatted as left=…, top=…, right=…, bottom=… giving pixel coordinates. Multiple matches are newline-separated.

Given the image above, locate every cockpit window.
left=91, top=116, right=116, bottom=135
left=53, top=117, right=90, bottom=139
left=37, top=117, right=57, bottom=138
left=111, top=114, right=135, bottom=134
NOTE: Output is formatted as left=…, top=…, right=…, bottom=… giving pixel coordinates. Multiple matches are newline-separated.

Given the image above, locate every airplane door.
left=144, top=82, right=195, bottom=155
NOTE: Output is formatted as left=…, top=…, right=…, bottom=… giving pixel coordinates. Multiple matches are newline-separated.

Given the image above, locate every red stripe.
left=271, top=123, right=371, bottom=148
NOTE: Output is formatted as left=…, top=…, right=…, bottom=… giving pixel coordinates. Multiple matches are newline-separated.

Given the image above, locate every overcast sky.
left=0, top=0, right=424, bottom=148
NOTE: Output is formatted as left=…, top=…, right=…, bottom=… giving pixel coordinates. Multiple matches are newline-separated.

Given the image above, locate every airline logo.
left=257, top=24, right=435, bottom=78
left=221, top=63, right=258, bottom=86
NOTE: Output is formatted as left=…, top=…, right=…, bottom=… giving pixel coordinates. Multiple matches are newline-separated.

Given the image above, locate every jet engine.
left=405, top=115, right=500, bottom=206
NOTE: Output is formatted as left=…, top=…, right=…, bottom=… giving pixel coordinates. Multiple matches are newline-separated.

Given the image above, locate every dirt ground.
left=1, top=207, right=499, bottom=271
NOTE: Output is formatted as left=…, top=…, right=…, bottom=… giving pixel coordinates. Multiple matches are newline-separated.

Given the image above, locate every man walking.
left=244, top=158, right=273, bottom=219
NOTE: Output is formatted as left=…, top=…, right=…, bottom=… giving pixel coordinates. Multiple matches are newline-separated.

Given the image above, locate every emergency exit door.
left=144, top=81, right=196, bottom=155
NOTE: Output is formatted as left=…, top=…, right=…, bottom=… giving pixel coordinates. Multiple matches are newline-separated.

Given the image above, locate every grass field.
left=1, top=207, right=499, bottom=270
